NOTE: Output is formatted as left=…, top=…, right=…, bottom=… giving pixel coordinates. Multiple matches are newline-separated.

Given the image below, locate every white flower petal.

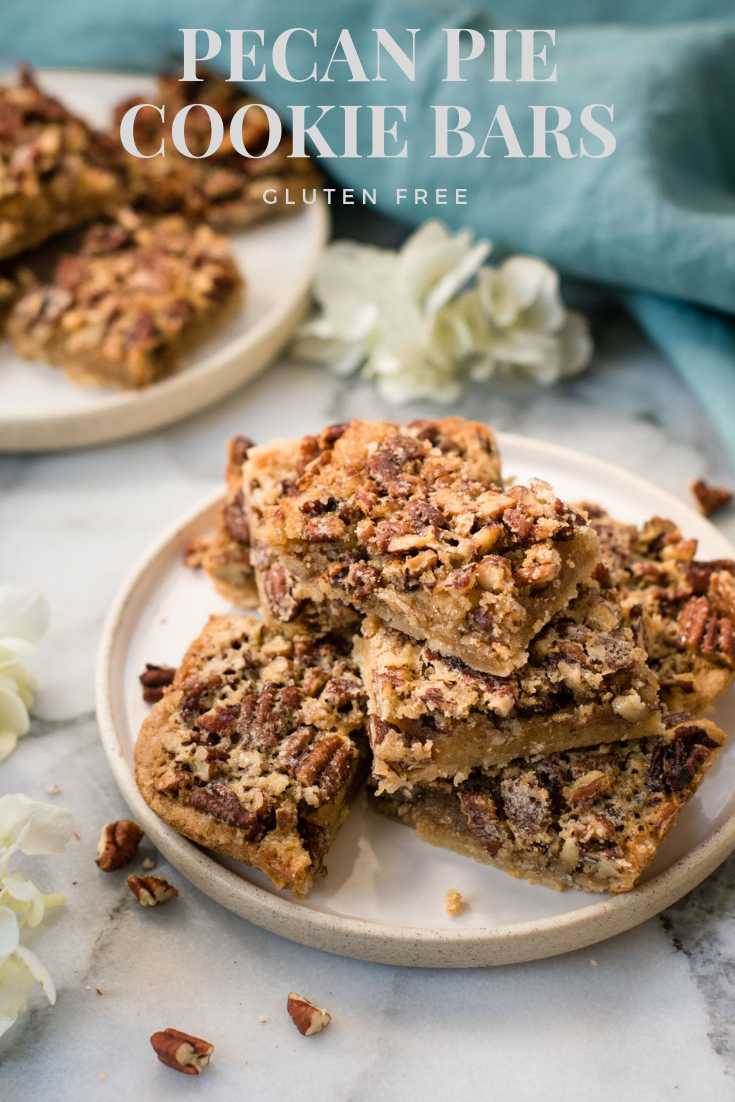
left=0, top=684, right=30, bottom=739
left=0, top=732, right=19, bottom=763
left=0, top=906, right=20, bottom=966
left=0, top=953, right=36, bottom=1033
left=1, top=875, right=47, bottom=928
left=0, top=587, right=50, bottom=656
left=0, top=795, right=74, bottom=858
left=14, top=945, right=56, bottom=1005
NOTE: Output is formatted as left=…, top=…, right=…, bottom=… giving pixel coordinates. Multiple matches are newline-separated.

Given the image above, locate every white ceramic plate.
left=96, top=434, right=735, bottom=967
left=0, top=71, right=328, bottom=452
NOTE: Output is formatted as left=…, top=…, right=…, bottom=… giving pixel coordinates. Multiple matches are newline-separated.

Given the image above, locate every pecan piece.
left=127, top=874, right=178, bottom=906
left=685, top=559, right=735, bottom=596
left=236, top=685, right=303, bottom=749
left=150, top=1028, right=214, bottom=1075
left=139, top=664, right=176, bottom=704
left=347, top=560, right=381, bottom=600
left=223, top=490, right=250, bottom=544
left=458, top=787, right=505, bottom=856
left=197, top=703, right=239, bottom=738
left=690, top=478, right=732, bottom=517
left=500, top=772, right=552, bottom=848
left=287, top=992, right=331, bottom=1037
left=95, top=821, right=144, bottom=872
left=189, top=783, right=262, bottom=838
left=230, top=434, right=255, bottom=467
left=406, top=499, right=447, bottom=531
left=262, top=562, right=305, bottom=622
left=367, top=435, right=424, bottom=497
left=647, top=727, right=720, bottom=792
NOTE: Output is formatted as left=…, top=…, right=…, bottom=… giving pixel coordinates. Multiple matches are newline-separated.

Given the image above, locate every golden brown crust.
left=134, top=614, right=368, bottom=897
left=202, top=435, right=259, bottom=607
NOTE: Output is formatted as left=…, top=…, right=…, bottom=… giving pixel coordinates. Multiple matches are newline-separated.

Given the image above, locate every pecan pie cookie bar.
left=8, top=207, right=242, bottom=388
left=371, top=713, right=725, bottom=894
left=0, top=66, right=125, bottom=259
left=357, top=574, right=661, bottom=794
left=590, top=508, right=735, bottom=713
left=113, top=70, right=321, bottom=231
left=201, top=435, right=259, bottom=607
left=252, top=419, right=599, bottom=676
left=135, top=615, right=368, bottom=897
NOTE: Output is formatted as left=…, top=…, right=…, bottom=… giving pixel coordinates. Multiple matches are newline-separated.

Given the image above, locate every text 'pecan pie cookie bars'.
left=371, top=713, right=725, bottom=894
left=8, top=208, right=242, bottom=389
left=113, top=69, right=321, bottom=231
left=250, top=419, right=600, bottom=675
left=591, top=509, right=735, bottom=714
left=135, top=615, right=368, bottom=897
left=357, top=573, right=661, bottom=795
left=0, top=66, right=126, bottom=260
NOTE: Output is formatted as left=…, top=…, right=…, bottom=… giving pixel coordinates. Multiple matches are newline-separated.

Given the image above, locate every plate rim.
left=95, top=433, right=735, bottom=967
left=0, top=69, right=330, bottom=452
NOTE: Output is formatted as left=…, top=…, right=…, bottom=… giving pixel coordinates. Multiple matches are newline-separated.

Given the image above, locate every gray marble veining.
left=1, top=303, right=735, bottom=1101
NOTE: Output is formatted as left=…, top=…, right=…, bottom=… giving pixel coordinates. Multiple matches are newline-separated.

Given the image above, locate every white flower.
left=293, top=224, right=592, bottom=403
left=294, top=221, right=491, bottom=403
left=0, top=587, right=49, bottom=762
left=0, top=795, right=72, bottom=1035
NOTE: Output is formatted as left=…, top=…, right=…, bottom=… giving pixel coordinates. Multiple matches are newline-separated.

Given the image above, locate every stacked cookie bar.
left=137, top=419, right=730, bottom=897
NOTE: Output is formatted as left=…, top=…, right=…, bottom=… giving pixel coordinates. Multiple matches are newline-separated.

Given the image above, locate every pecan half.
left=150, top=1028, right=214, bottom=1075
left=189, top=783, right=262, bottom=838
left=140, top=664, right=176, bottom=704
left=236, top=685, right=303, bottom=749
left=223, top=490, right=250, bottom=544
left=296, top=734, right=354, bottom=800
left=95, top=821, right=144, bottom=871
left=127, top=874, right=178, bottom=906
left=287, top=992, right=331, bottom=1036
left=262, top=562, right=305, bottom=622
left=677, top=596, right=735, bottom=667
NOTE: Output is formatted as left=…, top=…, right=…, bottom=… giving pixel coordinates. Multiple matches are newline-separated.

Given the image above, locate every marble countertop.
left=2, top=300, right=735, bottom=1100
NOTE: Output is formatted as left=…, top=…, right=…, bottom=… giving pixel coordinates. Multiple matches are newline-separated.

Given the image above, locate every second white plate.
left=96, top=434, right=735, bottom=967
left=0, top=71, right=328, bottom=452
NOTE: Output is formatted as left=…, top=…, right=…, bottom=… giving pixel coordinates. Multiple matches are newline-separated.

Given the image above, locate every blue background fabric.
left=3, top=1, right=735, bottom=460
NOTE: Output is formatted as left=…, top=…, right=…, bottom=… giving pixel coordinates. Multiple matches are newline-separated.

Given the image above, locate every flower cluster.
left=0, top=586, right=50, bottom=762
left=0, top=794, right=73, bottom=1035
left=292, top=221, right=592, bottom=404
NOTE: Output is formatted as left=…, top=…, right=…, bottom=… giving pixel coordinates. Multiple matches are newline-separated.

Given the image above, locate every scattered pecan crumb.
left=95, top=820, right=144, bottom=871
left=150, top=1028, right=214, bottom=1075
left=259, top=1015, right=267, bottom=1023
left=46, top=783, right=61, bottom=796
left=127, top=874, right=178, bottom=906
left=73, top=830, right=81, bottom=840
left=287, top=992, right=331, bottom=1036
left=140, top=663, right=176, bottom=703
left=96, top=988, right=103, bottom=995
left=184, top=537, right=210, bottom=569
left=590, top=959, right=598, bottom=966
left=444, top=888, right=463, bottom=916
left=141, top=856, right=157, bottom=870
left=690, top=479, right=732, bottom=517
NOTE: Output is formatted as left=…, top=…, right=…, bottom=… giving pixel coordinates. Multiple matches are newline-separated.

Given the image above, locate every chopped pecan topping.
left=150, top=1028, right=214, bottom=1075
left=406, top=499, right=447, bottom=531
left=189, top=782, right=263, bottom=838
left=140, top=664, right=176, bottom=703
left=690, top=478, right=732, bottom=517
left=95, top=820, right=145, bottom=871
left=179, top=675, right=223, bottom=723
left=346, top=561, right=381, bottom=599
left=647, top=727, right=719, bottom=792
left=197, top=703, right=240, bottom=738
left=367, top=434, right=424, bottom=497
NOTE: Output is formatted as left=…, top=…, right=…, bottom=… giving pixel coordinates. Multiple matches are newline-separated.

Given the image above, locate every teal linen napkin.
left=3, top=1, right=735, bottom=462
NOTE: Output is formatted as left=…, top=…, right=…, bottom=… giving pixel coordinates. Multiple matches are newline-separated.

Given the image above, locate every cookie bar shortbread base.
left=135, top=615, right=368, bottom=897
left=357, top=577, right=662, bottom=794
left=370, top=715, right=724, bottom=895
